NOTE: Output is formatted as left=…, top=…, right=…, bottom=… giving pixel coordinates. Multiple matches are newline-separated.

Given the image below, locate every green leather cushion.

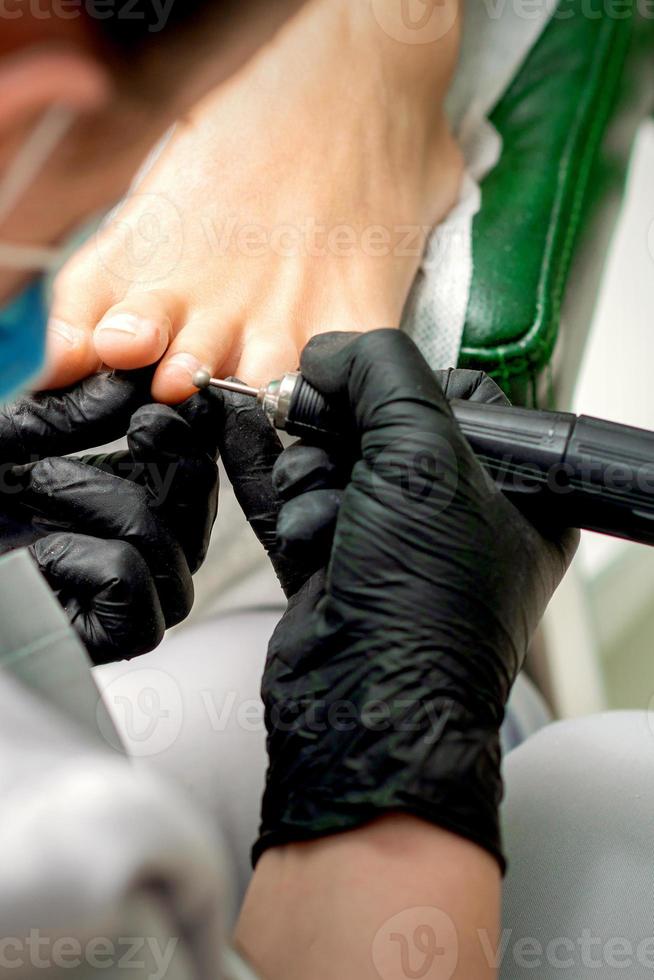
left=458, top=0, right=634, bottom=405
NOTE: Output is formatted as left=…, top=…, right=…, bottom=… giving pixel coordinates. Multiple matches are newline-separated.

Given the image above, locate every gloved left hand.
left=0, top=372, right=220, bottom=663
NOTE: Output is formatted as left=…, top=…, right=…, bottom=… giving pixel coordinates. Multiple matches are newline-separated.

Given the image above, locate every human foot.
left=44, top=0, right=463, bottom=402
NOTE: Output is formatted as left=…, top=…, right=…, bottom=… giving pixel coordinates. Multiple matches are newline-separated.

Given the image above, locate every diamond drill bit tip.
left=193, top=368, right=213, bottom=390
left=192, top=372, right=260, bottom=399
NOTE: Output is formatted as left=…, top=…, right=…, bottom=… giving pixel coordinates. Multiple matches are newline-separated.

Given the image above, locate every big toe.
left=94, top=290, right=178, bottom=370
left=38, top=317, right=102, bottom=391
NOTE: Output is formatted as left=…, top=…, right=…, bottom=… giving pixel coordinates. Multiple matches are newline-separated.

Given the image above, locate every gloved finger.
left=264, top=569, right=328, bottom=675
left=125, top=403, right=219, bottom=573
left=76, top=449, right=132, bottom=475
left=0, top=508, right=42, bottom=554
left=212, top=387, right=310, bottom=597
left=214, top=386, right=284, bottom=553
left=77, top=400, right=221, bottom=572
left=272, top=444, right=344, bottom=502
left=18, top=457, right=193, bottom=628
left=31, top=533, right=166, bottom=664
left=175, top=388, right=227, bottom=461
left=277, top=490, right=343, bottom=566
left=436, top=368, right=510, bottom=407
left=0, top=369, right=153, bottom=465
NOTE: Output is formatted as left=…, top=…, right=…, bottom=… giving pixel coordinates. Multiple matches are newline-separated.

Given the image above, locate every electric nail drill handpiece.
left=193, top=369, right=654, bottom=547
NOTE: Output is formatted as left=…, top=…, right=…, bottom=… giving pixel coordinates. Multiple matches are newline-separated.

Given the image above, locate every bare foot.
left=44, top=0, right=463, bottom=402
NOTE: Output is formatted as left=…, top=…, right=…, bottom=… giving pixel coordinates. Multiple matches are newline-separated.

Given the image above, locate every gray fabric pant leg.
left=95, top=609, right=276, bottom=911
left=500, top=711, right=654, bottom=979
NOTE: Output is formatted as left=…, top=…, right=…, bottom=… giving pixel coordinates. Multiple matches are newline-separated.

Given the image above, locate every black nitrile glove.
left=0, top=373, right=220, bottom=664
left=218, top=330, right=577, bottom=870
left=0, top=369, right=152, bottom=463
left=212, top=380, right=338, bottom=600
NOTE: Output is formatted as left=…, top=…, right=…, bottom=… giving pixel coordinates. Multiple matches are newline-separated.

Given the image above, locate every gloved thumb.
left=299, top=330, right=460, bottom=451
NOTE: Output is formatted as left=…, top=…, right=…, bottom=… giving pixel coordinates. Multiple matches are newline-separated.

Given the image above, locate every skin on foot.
left=43, top=0, right=463, bottom=402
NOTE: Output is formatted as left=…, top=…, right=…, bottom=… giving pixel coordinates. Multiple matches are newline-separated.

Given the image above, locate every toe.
left=151, top=315, right=237, bottom=405
left=38, top=317, right=101, bottom=390
left=93, top=290, right=179, bottom=370
left=38, top=249, right=114, bottom=390
left=235, top=328, right=300, bottom=388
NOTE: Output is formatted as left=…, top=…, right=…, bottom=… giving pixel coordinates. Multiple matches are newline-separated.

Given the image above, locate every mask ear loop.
left=0, top=241, right=69, bottom=271
left=0, top=104, right=77, bottom=271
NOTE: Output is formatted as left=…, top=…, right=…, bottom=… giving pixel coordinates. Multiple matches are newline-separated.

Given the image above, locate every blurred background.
left=544, top=99, right=654, bottom=716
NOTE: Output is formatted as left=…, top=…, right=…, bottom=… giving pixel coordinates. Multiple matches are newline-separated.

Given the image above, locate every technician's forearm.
left=235, top=814, right=500, bottom=980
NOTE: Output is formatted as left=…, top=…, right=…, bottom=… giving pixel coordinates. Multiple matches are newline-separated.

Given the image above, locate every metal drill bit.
left=192, top=369, right=259, bottom=399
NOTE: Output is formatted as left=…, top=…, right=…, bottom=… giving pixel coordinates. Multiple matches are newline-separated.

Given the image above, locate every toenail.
left=48, top=319, right=82, bottom=349
left=161, top=353, right=203, bottom=382
left=96, top=313, right=165, bottom=343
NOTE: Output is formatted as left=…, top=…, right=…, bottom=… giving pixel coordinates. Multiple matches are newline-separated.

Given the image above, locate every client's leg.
left=500, top=711, right=654, bottom=979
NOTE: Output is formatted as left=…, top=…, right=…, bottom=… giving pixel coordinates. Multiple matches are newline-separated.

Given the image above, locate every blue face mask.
left=0, top=279, right=48, bottom=404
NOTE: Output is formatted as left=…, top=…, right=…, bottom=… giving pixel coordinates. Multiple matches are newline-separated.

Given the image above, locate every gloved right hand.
left=215, top=330, right=579, bottom=869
